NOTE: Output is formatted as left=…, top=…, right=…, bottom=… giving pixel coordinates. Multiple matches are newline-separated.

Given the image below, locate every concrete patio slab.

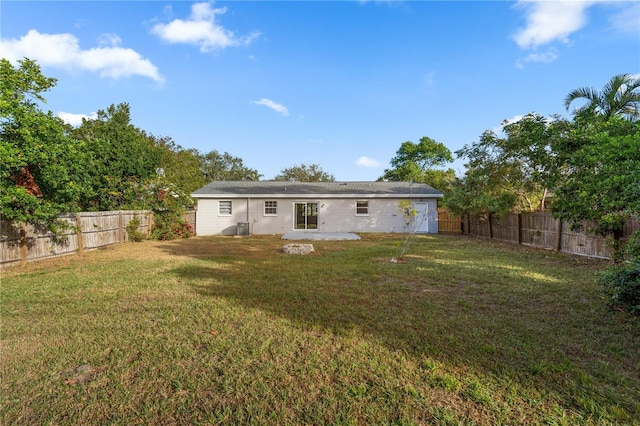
left=281, top=232, right=361, bottom=241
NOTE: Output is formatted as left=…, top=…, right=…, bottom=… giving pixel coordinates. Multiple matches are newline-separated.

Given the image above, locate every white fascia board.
left=191, top=193, right=443, bottom=199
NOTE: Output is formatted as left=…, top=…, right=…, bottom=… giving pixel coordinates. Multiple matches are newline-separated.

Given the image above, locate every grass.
left=1, top=234, right=639, bottom=425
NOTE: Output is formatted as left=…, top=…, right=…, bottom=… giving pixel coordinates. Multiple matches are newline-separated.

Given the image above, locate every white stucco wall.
left=194, top=197, right=439, bottom=236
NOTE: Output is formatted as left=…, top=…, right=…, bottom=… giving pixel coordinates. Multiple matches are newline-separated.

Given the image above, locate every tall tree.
left=551, top=117, right=640, bottom=260
left=443, top=171, right=516, bottom=220
left=199, top=150, right=261, bottom=182
left=0, top=58, right=91, bottom=229
left=446, top=113, right=577, bottom=218
left=154, top=136, right=208, bottom=194
left=450, top=125, right=550, bottom=216
left=69, top=103, right=162, bottom=210
left=500, top=113, right=572, bottom=209
left=564, top=73, right=640, bottom=121
left=273, top=163, right=335, bottom=182
left=381, top=137, right=455, bottom=192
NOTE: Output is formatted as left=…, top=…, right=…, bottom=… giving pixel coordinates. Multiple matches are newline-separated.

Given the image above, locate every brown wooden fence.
left=1, top=210, right=196, bottom=268
left=461, top=211, right=640, bottom=260
left=437, top=207, right=462, bottom=234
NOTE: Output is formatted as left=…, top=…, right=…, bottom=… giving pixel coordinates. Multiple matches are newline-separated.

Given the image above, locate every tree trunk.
left=540, top=188, right=548, bottom=212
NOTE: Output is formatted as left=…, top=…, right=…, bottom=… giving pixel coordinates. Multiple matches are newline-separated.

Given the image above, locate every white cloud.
left=97, top=33, right=122, bottom=47
left=0, top=29, right=163, bottom=82
left=356, top=156, right=382, bottom=168
left=516, top=47, right=559, bottom=68
left=151, top=1, right=260, bottom=52
left=513, top=0, right=640, bottom=52
left=513, top=0, right=595, bottom=50
left=252, top=98, right=289, bottom=116
left=608, top=2, right=640, bottom=34
left=525, top=48, right=558, bottom=63
left=57, top=111, right=98, bottom=126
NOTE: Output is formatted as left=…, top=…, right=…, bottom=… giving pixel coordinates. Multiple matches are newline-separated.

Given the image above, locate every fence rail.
left=460, top=211, right=640, bottom=260
left=1, top=210, right=196, bottom=268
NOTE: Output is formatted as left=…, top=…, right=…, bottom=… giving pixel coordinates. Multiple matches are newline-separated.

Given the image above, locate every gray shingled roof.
left=191, top=181, right=443, bottom=197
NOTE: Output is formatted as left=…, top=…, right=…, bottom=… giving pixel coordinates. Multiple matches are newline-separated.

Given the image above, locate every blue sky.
left=2, top=1, right=638, bottom=181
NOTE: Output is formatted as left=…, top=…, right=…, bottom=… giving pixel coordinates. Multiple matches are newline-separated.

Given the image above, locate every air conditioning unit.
left=237, top=221, right=249, bottom=236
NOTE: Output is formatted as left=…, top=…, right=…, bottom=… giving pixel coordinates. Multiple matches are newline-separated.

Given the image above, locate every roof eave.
left=191, top=193, right=443, bottom=199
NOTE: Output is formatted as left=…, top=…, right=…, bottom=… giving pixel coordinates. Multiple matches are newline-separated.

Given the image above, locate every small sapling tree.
left=394, top=200, right=427, bottom=262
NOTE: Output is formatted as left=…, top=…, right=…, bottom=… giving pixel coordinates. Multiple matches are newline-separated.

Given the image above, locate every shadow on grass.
left=161, top=234, right=639, bottom=420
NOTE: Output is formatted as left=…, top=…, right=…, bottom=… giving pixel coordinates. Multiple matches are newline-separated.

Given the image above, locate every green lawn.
left=1, top=234, right=638, bottom=425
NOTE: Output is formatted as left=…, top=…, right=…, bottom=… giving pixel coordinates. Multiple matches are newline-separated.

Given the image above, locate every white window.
left=218, top=200, right=232, bottom=216
left=264, top=201, right=278, bottom=216
left=356, top=201, right=369, bottom=216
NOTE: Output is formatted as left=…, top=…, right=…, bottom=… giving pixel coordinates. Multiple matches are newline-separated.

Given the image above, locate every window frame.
left=218, top=200, right=232, bottom=216
left=355, top=200, right=369, bottom=216
left=264, top=200, right=278, bottom=216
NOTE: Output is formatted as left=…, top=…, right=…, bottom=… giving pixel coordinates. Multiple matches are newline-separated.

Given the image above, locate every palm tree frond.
left=564, top=87, right=600, bottom=111
left=565, top=74, right=640, bottom=120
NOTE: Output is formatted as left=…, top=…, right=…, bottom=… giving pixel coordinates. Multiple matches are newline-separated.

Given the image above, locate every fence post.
left=556, top=218, right=562, bottom=251
left=148, top=211, right=154, bottom=238
left=119, top=211, right=124, bottom=243
left=517, top=213, right=522, bottom=245
left=19, top=222, right=27, bottom=265
left=76, top=214, right=83, bottom=253
left=488, top=213, right=493, bottom=239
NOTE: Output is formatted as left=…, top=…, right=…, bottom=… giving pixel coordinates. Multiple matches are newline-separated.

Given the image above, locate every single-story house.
left=190, top=181, right=443, bottom=236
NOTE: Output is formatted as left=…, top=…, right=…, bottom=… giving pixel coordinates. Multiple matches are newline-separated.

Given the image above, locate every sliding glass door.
left=294, top=202, right=318, bottom=230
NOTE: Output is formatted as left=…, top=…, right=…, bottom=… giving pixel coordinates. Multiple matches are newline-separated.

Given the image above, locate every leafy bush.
left=126, top=216, right=146, bottom=242
left=623, top=230, right=640, bottom=261
left=150, top=212, right=194, bottom=241
left=598, top=262, right=640, bottom=315
left=141, top=178, right=195, bottom=241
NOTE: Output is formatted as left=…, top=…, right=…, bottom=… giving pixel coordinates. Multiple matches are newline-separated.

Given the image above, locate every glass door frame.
left=294, top=202, right=319, bottom=230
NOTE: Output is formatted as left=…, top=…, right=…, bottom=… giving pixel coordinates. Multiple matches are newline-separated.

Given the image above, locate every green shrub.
left=143, top=179, right=194, bottom=241
left=598, top=262, right=640, bottom=315
left=150, top=211, right=194, bottom=241
left=624, top=230, right=640, bottom=261
left=126, top=217, right=146, bottom=242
